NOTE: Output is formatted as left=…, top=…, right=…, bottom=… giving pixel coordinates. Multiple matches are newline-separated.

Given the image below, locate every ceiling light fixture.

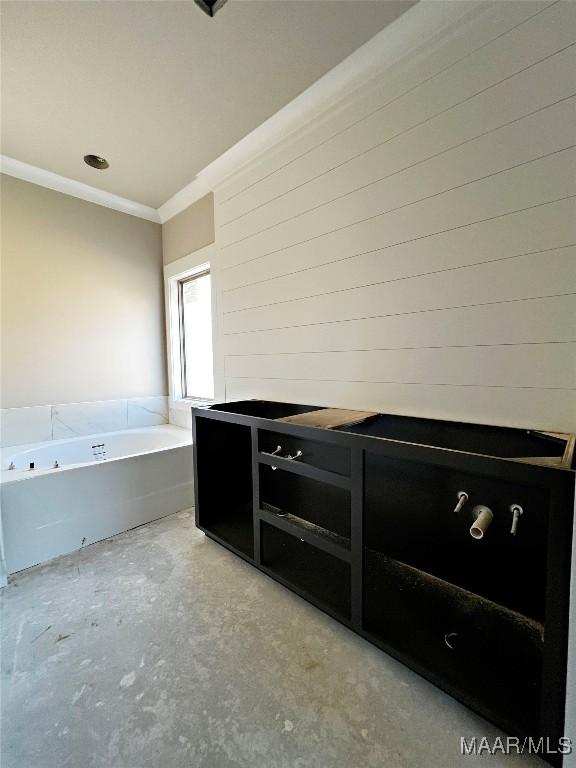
left=84, top=154, right=109, bottom=170
left=194, top=0, right=229, bottom=18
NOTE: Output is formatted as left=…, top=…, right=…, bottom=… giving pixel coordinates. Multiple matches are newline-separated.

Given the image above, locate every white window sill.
left=169, top=397, right=215, bottom=412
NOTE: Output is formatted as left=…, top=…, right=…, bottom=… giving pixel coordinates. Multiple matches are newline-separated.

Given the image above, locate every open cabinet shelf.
left=193, top=415, right=254, bottom=559
left=260, top=521, right=351, bottom=621
left=363, top=547, right=544, bottom=735
left=204, top=503, right=254, bottom=560
left=258, top=506, right=351, bottom=562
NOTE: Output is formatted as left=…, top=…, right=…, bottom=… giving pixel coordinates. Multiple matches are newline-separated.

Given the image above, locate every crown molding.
left=1, top=1, right=488, bottom=227
left=0, top=156, right=160, bottom=223
left=158, top=0, right=486, bottom=224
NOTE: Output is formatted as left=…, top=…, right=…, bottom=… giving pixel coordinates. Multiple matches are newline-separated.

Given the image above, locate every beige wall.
left=162, top=192, right=214, bottom=265
left=1, top=175, right=167, bottom=408
left=214, top=1, right=576, bottom=433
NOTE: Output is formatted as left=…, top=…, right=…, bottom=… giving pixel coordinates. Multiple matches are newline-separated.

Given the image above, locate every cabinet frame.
left=192, top=403, right=574, bottom=765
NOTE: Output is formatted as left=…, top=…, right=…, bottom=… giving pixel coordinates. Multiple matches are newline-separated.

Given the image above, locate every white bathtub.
left=0, top=425, right=193, bottom=580
left=1, top=425, right=190, bottom=477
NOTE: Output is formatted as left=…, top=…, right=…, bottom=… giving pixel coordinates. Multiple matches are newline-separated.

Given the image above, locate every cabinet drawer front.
left=259, top=429, right=350, bottom=476
left=364, top=551, right=543, bottom=734
left=364, top=454, right=549, bottom=621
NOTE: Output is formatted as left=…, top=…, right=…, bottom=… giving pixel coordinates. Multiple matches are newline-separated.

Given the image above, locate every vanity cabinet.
left=192, top=400, right=575, bottom=766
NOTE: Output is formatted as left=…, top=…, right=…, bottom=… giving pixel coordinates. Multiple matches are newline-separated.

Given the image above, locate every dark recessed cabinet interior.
left=363, top=455, right=549, bottom=621
left=192, top=400, right=575, bottom=767
left=194, top=415, right=254, bottom=557
left=260, top=466, right=351, bottom=540
left=261, top=522, right=351, bottom=621
left=209, top=399, right=323, bottom=420
left=363, top=550, right=543, bottom=735
left=337, top=412, right=570, bottom=460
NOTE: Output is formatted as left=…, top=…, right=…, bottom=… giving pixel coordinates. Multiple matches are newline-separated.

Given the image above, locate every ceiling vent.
left=194, top=0, right=229, bottom=18
left=84, top=154, right=109, bottom=170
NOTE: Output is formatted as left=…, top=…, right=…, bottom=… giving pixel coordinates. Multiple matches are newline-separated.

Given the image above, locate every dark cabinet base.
left=364, top=549, right=542, bottom=735
left=261, top=522, right=351, bottom=620
left=193, top=400, right=574, bottom=767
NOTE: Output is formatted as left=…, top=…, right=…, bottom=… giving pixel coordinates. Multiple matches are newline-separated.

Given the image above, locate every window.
left=165, top=248, right=218, bottom=408
left=177, top=268, right=214, bottom=400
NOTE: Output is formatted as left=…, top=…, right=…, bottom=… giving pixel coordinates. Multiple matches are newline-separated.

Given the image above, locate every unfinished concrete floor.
left=1, top=510, right=544, bottom=768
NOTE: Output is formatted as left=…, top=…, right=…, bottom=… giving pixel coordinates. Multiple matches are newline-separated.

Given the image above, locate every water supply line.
left=470, top=505, right=494, bottom=539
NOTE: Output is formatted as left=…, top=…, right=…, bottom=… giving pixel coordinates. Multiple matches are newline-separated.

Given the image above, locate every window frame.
left=177, top=267, right=212, bottom=401
left=164, top=244, right=222, bottom=412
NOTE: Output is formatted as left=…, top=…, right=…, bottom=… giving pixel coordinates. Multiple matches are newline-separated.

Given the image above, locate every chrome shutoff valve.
left=453, top=491, right=468, bottom=513
left=510, top=504, right=523, bottom=536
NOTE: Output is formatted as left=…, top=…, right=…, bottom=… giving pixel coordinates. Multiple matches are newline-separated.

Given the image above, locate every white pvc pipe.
left=470, top=506, right=494, bottom=539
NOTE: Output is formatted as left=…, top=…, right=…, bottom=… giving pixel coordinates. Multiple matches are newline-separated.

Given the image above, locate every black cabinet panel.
left=261, top=522, right=351, bottom=620
left=194, top=417, right=254, bottom=557
left=340, top=413, right=566, bottom=460
left=364, top=550, right=543, bottom=734
left=259, top=429, right=350, bottom=476
left=364, top=454, right=548, bottom=622
left=193, top=400, right=574, bottom=766
left=260, top=464, right=350, bottom=539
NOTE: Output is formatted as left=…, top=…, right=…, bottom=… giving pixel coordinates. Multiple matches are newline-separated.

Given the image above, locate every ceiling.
left=1, top=0, right=416, bottom=209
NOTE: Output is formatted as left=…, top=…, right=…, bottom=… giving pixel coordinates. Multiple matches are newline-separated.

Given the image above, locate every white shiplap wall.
left=213, top=0, right=576, bottom=432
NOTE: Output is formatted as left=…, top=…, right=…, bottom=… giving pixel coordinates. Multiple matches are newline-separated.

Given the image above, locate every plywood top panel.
left=276, top=408, right=377, bottom=429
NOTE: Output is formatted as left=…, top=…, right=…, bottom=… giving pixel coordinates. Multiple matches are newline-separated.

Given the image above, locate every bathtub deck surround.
left=0, top=425, right=192, bottom=574
left=169, top=407, right=193, bottom=431
left=1, top=510, right=548, bottom=768
left=0, top=396, right=169, bottom=449
left=0, top=405, right=52, bottom=447
left=1, top=424, right=188, bottom=479
left=127, top=397, right=170, bottom=428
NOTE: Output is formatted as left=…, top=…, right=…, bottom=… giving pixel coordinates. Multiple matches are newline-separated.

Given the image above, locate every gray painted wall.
left=162, top=192, right=215, bottom=265
left=1, top=175, right=167, bottom=408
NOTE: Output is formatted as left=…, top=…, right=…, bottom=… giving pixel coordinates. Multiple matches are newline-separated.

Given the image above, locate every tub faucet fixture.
left=92, top=443, right=106, bottom=461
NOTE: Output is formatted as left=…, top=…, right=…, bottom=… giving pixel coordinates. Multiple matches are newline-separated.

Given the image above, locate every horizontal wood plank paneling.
left=225, top=378, right=575, bottom=433
left=222, top=295, right=576, bottom=356
left=214, top=1, right=576, bottom=432
left=222, top=203, right=575, bottom=309
left=219, top=2, right=553, bottom=206
left=219, top=151, right=575, bottom=291
left=219, top=143, right=575, bottom=269
left=222, top=248, right=576, bottom=334
left=220, top=195, right=575, bottom=293
left=221, top=98, right=575, bottom=260
left=219, top=1, right=562, bottom=218
left=226, top=344, right=576, bottom=390
left=221, top=47, right=576, bottom=244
